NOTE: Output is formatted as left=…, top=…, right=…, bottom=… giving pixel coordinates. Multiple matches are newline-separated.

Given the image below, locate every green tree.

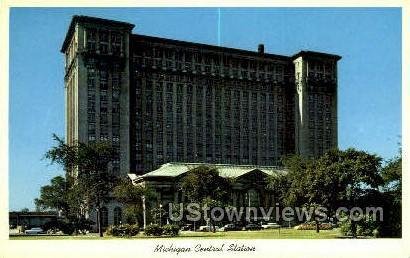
left=34, top=175, right=69, bottom=213
left=331, top=149, right=382, bottom=237
left=280, top=155, right=325, bottom=232
left=180, top=166, right=232, bottom=232
left=20, top=208, right=29, bottom=213
left=265, top=172, right=291, bottom=223
left=34, top=175, right=95, bottom=235
left=381, top=152, right=401, bottom=200
left=281, top=149, right=383, bottom=236
left=379, top=148, right=402, bottom=237
left=44, top=134, right=118, bottom=237
left=265, top=173, right=290, bottom=205
left=280, top=155, right=313, bottom=207
left=113, top=179, right=156, bottom=226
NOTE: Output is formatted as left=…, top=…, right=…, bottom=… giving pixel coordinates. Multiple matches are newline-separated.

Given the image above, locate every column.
left=183, top=81, right=188, bottom=160
left=192, top=81, right=197, bottom=162
left=152, top=79, right=157, bottom=166
left=173, top=81, right=177, bottom=160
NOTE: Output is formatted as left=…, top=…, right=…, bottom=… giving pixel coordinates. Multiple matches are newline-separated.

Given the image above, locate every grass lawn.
left=179, top=228, right=341, bottom=239
left=10, top=228, right=342, bottom=240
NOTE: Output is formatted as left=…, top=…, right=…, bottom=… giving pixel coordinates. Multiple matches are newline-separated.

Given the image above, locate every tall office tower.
left=61, top=16, right=134, bottom=176
left=61, top=15, right=341, bottom=176
left=293, top=52, right=340, bottom=158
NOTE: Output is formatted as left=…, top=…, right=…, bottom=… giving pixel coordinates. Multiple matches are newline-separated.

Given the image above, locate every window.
left=114, top=207, right=122, bottom=225
left=100, top=113, right=108, bottom=125
left=100, top=134, right=109, bottom=141
left=112, top=75, right=120, bottom=89
left=86, top=29, right=97, bottom=52
left=100, top=207, right=109, bottom=227
left=87, top=68, right=96, bottom=88
left=111, top=33, right=122, bottom=54
left=99, top=31, right=109, bottom=54
left=100, top=71, right=108, bottom=90
left=112, top=90, right=120, bottom=101
left=88, top=112, right=96, bottom=123
left=88, top=123, right=96, bottom=135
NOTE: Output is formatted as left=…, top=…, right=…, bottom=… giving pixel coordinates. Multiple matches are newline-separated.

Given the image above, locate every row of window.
left=133, top=46, right=292, bottom=82
left=134, top=74, right=290, bottom=168
left=138, top=72, right=289, bottom=93
left=87, top=66, right=121, bottom=165
left=307, top=93, right=334, bottom=155
left=85, top=28, right=123, bottom=55
left=100, top=206, right=122, bottom=227
left=137, top=124, right=286, bottom=163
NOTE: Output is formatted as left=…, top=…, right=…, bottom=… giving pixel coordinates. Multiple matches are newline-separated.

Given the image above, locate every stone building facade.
left=129, top=163, right=287, bottom=225
left=61, top=15, right=341, bottom=226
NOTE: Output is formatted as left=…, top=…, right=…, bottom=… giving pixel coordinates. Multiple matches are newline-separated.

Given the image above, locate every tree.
left=379, top=148, right=402, bottom=237
left=280, top=155, right=314, bottom=207
left=381, top=152, right=401, bottom=200
left=265, top=172, right=290, bottom=222
left=44, top=134, right=118, bottom=237
left=328, top=149, right=382, bottom=237
left=113, top=179, right=156, bottom=226
left=281, top=149, right=383, bottom=235
left=20, top=208, right=29, bottom=213
left=280, top=155, right=325, bottom=232
left=34, top=175, right=95, bottom=235
left=35, top=175, right=69, bottom=213
left=180, top=166, right=232, bottom=232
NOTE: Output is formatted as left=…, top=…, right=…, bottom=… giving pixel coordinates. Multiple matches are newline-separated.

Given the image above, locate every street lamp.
left=141, top=195, right=146, bottom=230
left=159, top=203, right=163, bottom=226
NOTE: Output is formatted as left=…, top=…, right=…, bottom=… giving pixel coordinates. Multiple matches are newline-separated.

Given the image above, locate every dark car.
left=181, top=224, right=194, bottom=231
left=245, top=223, right=262, bottom=230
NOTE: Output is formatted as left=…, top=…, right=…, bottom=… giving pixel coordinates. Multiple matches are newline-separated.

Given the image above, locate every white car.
left=199, top=225, right=220, bottom=232
left=25, top=227, right=44, bottom=235
left=261, top=223, right=281, bottom=229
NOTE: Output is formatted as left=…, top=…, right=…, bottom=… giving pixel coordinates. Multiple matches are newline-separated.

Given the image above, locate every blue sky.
left=9, top=8, right=402, bottom=211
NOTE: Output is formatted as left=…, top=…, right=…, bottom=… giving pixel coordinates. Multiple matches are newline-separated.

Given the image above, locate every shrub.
left=73, top=218, right=94, bottom=234
left=105, top=225, right=116, bottom=236
left=62, top=223, right=75, bottom=235
left=296, top=222, right=333, bottom=230
left=43, top=220, right=64, bottom=233
left=339, top=219, right=352, bottom=236
left=144, top=224, right=163, bottom=236
left=105, top=224, right=140, bottom=237
left=162, top=224, right=179, bottom=237
left=339, top=214, right=379, bottom=237
left=125, top=224, right=140, bottom=236
left=43, top=220, right=75, bottom=235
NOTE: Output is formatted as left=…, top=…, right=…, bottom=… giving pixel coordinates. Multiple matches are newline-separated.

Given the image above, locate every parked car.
left=245, top=224, right=262, bottom=230
left=199, top=225, right=220, bottom=232
left=220, top=224, right=243, bottom=231
left=25, top=227, right=44, bottom=235
left=261, top=222, right=281, bottom=229
left=180, top=224, right=194, bottom=231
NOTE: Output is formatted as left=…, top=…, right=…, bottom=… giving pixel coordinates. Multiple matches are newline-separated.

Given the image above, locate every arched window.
left=246, top=189, right=260, bottom=207
left=113, top=207, right=122, bottom=225
left=100, top=207, right=108, bottom=228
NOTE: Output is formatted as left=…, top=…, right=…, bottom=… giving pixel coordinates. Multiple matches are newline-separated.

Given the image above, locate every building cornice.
left=292, top=50, right=342, bottom=61
left=132, top=34, right=291, bottom=61
left=61, top=15, right=135, bottom=53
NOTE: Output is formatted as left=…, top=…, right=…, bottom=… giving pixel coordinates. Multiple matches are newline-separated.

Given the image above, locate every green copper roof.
left=132, top=163, right=286, bottom=181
